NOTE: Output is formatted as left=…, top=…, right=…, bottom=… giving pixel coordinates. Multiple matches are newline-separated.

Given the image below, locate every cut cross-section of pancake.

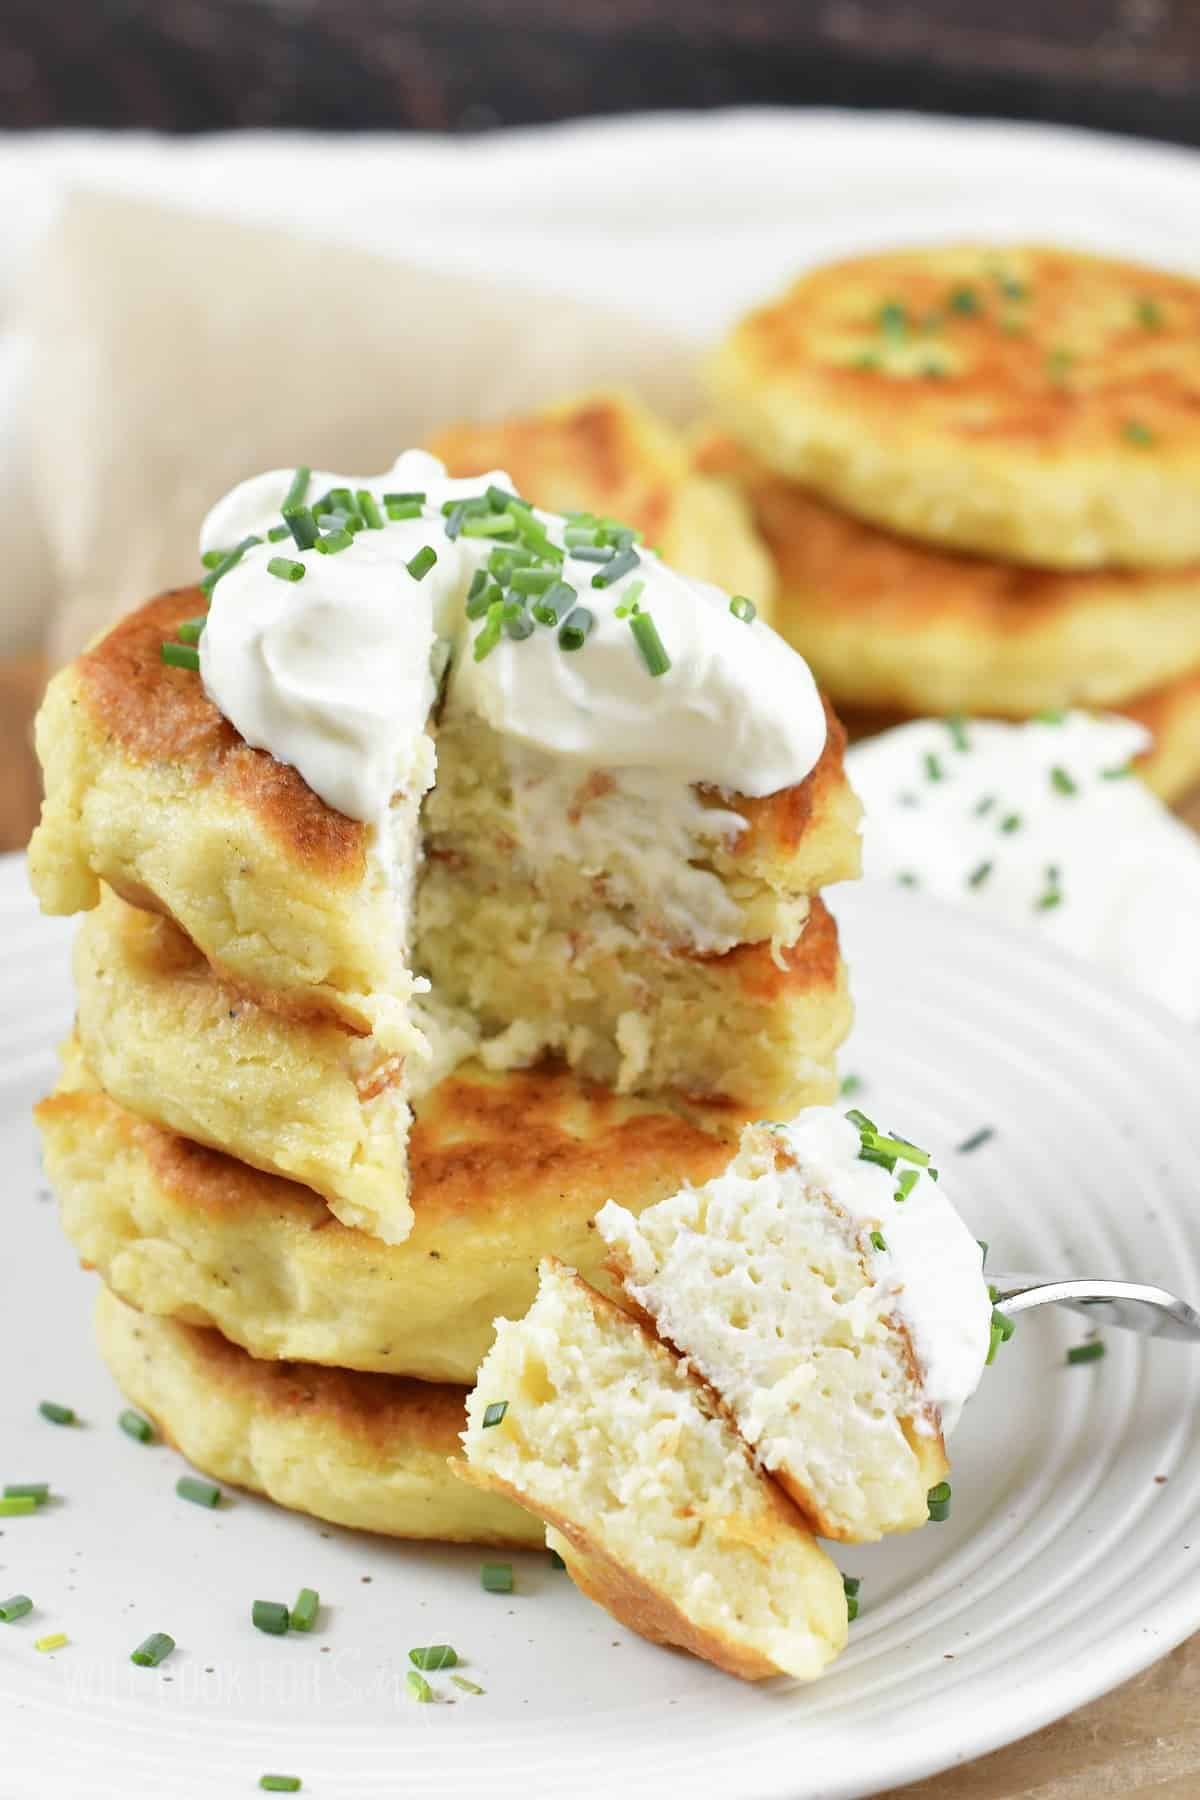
left=428, top=389, right=775, bottom=614
left=711, top=244, right=1200, bottom=569
left=698, top=435, right=1200, bottom=718
left=455, top=1258, right=849, bottom=1682
left=36, top=1039, right=733, bottom=1380
left=73, top=885, right=414, bottom=1241
left=28, top=455, right=861, bottom=1133
left=598, top=1111, right=993, bottom=1542
left=95, top=1288, right=541, bottom=1546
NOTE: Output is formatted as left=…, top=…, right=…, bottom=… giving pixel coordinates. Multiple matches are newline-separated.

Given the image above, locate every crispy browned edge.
left=74, top=588, right=368, bottom=880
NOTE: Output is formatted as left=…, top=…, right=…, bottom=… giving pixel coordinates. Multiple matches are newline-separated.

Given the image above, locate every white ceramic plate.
left=3, top=848, right=1200, bottom=1799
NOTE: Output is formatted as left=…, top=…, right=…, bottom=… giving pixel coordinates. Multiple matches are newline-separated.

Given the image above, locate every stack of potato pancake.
left=704, top=244, right=1200, bottom=802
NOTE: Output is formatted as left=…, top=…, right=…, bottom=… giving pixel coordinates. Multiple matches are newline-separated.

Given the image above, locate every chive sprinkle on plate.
left=4, top=1484, right=49, bottom=1505
left=481, top=1562, right=513, bottom=1595
left=176, top=1475, right=221, bottom=1509
left=410, top=1644, right=458, bottom=1671
left=451, top=1674, right=485, bottom=1696
left=482, top=1401, right=509, bottom=1430
left=843, top=1575, right=861, bottom=1622
left=290, top=1588, right=319, bottom=1634
left=119, top=1409, right=155, bottom=1444
left=38, top=1401, right=76, bottom=1426
left=406, top=1670, right=435, bottom=1703
left=0, top=1595, right=33, bottom=1623
left=259, top=1778, right=302, bottom=1794
left=1067, top=1341, right=1106, bottom=1366
left=252, top=1600, right=291, bottom=1636
left=927, top=1482, right=953, bottom=1523
left=130, top=1632, right=176, bottom=1668
left=35, top=1633, right=68, bottom=1653
left=0, top=1496, right=38, bottom=1517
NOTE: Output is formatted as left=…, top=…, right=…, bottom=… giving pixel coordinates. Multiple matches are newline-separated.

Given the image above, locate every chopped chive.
left=176, top=1475, right=221, bottom=1509
left=509, top=567, right=559, bottom=595
left=473, top=601, right=506, bottom=663
left=878, top=300, right=907, bottom=337
left=481, top=1562, right=513, bottom=1594
left=629, top=612, right=670, bottom=677
left=987, top=1308, right=1016, bottom=1364
left=407, top=545, right=437, bottom=582
left=283, top=465, right=311, bottom=510
left=864, top=1131, right=930, bottom=1166
left=948, top=285, right=979, bottom=315
left=327, top=487, right=353, bottom=512
left=201, top=548, right=226, bottom=569
left=0, top=1497, right=37, bottom=1517
left=1122, top=418, right=1154, bottom=446
left=591, top=547, right=641, bottom=588
left=282, top=505, right=319, bottom=551
left=201, top=534, right=261, bottom=594
left=509, top=509, right=562, bottom=562
left=440, top=495, right=488, bottom=517
left=569, top=543, right=613, bottom=564
left=260, top=1780, right=302, bottom=1794
left=843, top=1573, right=861, bottom=1621
left=356, top=489, right=384, bottom=530
left=995, top=272, right=1027, bottom=300
left=549, top=1549, right=567, bottom=1570
left=1136, top=297, right=1163, bottom=329
left=290, top=1588, right=319, bottom=1633
left=504, top=604, right=536, bottom=642
left=443, top=501, right=469, bottom=540
left=1036, top=708, right=1067, bottom=724
left=3, top=1484, right=48, bottom=1504
left=461, top=511, right=518, bottom=539
left=945, top=714, right=969, bottom=751
left=956, top=1126, right=995, bottom=1154
left=131, top=1631, right=175, bottom=1668
left=868, top=1230, right=888, bottom=1252
left=858, top=1145, right=897, bottom=1173
left=37, top=1402, right=75, bottom=1426
left=176, top=615, right=207, bottom=644
left=383, top=491, right=426, bottom=506
left=1050, top=766, right=1077, bottom=796
left=119, top=1409, right=155, bottom=1444
left=558, top=608, right=594, bottom=652
left=897, top=871, right=919, bottom=887
left=973, top=795, right=995, bottom=816
left=1000, top=812, right=1022, bottom=834
left=840, top=1074, right=864, bottom=1097
left=252, top=1600, right=290, bottom=1636
left=614, top=577, right=646, bottom=619
left=314, top=528, right=353, bottom=556
left=532, top=579, right=577, bottom=627
left=895, top=1168, right=920, bottom=1203
left=927, top=1481, right=952, bottom=1523
left=267, top=557, right=305, bottom=583
left=486, top=484, right=529, bottom=513
left=967, top=860, right=993, bottom=890
left=844, top=1107, right=878, bottom=1134
left=410, top=1644, right=458, bottom=1671
left=385, top=499, right=423, bottom=522
left=406, top=1670, right=434, bottom=1703
left=310, top=492, right=334, bottom=517
left=161, top=642, right=200, bottom=672
left=465, top=573, right=500, bottom=620
left=924, top=752, right=943, bottom=782
left=482, top=1402, right=509, bottom=1430
left=1067, top=1340, right=1106, bottom=1365
left=729, top=594, right=757, bottom=624
left=451, top=1674, right=485, bottom=1695
left=1102, top=761, right=1135, bottom=780
left=34, top=1632, right=67, bottom=1653
left=0, top=1595, right=33, bottom=1622
left=267, top=524, right=291, bottom=542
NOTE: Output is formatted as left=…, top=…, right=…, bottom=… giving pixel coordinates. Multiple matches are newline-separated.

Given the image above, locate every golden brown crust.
left=429, top=391, right=681, bottom=546
left=76, top=589, right=367, bottom=879
left=700, top=895, right=841, bottom=1000
left=718, top=696, right=853, bottom=853
left=712, top=244, right=1200, bottom=568
left=1122, top=668, right=1200, bottom=801
left=96, top=1289, right=542, bottom=1546
left=698, top=434, right=1200, bottom=715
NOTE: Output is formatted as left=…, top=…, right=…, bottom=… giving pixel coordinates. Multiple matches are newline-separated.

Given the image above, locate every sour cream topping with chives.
left=198, top=451, right=826, bottom=837
left=846, top=713, right=1200, bottom=1023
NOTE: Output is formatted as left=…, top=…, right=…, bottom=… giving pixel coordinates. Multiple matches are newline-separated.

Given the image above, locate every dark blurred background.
left=2, top=0, right=1198, bottom=147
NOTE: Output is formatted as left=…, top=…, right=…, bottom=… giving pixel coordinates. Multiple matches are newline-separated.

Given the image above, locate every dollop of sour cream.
left=774, top=1108, right=993, bottom=1437
left=199, top=451, right=826, bottom=844
left=846, top=713, right=1200, bottom=1024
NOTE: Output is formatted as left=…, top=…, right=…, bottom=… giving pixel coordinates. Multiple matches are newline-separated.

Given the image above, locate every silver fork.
left=992, top=1276, right=1200, bottom=1342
